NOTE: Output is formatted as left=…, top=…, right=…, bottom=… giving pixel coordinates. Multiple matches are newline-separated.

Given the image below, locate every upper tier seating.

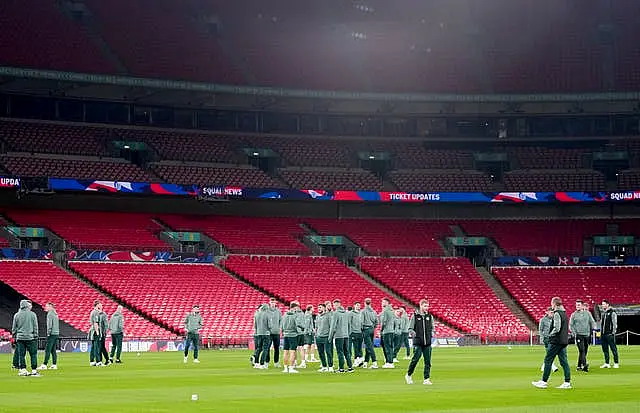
left=279, top=168, right=384, bottom=191
left=460, top=219, right=606, bottom=256
left=357, top=257, right=529, bottom=340
left=0, top=153, right=156, bottom=182
left=617, top=169, right=640, bottom=190
left=390, top=169, right=494, bottom=192
left=151, top=163, right=282, bottom=187
left=0, top=120, right=110, bottom=157
left=7, top=210, right=169, bottom=251
left=222, top=254, right=460, bottom=338
left=492, top=266, right=640, bottom=321
left=0, top=261, right=171, bottom=337
left=85, top=0, right=242, bottom=83
left=160, top=215, right=308, bottom=255
left=306, top=219, right=451, bottom=256
left=504, top=169, right=607, bottom=191
left=0, top=0, right=114, bottom=73
left=70, top=262, right=271, bottom=341
left=508, top=147, right=588, bottom=169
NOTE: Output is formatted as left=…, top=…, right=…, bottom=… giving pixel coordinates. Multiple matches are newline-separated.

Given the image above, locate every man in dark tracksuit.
left=538, top=307, right=558, bottom=373
left=89, top=301, right=103, bottom=366
left=12, top=299, right=39, bottom=376
left=265, top=298, right=282, bottom=367
left=184, top=305, right=203, bottom=363
left=599, top=299, right=619, bottom=369
left=109, top=305, right=125, bottom=364
left=399, top=306, right=411, bottom=360
left=405, top=299, right=435, bottom=385
left=361, top=298, right=378, bottom=369
left=532, top=297, right=571, bottom=389
left=329, top=299, right=353, bottom=373
left=315, top=303, right=333, bottom=372
left=570, top=300, right=595, bottom=372
left=253, top=304, right=271, bottom=369
left=349, top=302, right=364, bottom=367
left=40, top=302, right=60, bottom=370
left=99, top=309, right=111, bottom=365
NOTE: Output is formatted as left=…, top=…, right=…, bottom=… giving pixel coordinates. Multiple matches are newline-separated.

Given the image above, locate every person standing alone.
left=405, top=299, right=435, bottom=385
left=12, top=300, right=39, bottom=376
left=599, top=299, right=620, bottom=369
left=39, top=302, right=59, bottom=371
left=532, top=297, right=572, bottom=389
left=184, top=305, right=203, bottom=364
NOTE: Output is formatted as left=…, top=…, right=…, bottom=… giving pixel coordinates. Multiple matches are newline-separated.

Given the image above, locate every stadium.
left=1, top=0, right=640, bottom=411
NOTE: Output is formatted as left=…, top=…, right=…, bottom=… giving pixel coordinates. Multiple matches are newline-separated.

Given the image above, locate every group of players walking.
left=533, top=297, right=620, bottom=389
left=251, top=297, right=435, bottom=385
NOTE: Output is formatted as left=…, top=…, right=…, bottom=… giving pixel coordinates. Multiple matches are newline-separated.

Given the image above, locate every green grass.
left=1, top=346, right=639, bottom=412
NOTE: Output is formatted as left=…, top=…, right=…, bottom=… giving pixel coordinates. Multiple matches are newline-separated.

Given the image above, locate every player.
left=99, top=307, right=111, bottom=366
left=251, top=304, right=262, bottom=366
left=292, top=301, right=306, bottom=369
left=266, top=298, right=282, bottom=368
left=399, top=306, right=411, bottom=360
left=361, top=298, right=378, bottom=369
left=405, top=299, right=435, bottom=385
left=393, top=307, right=403, bottom=363
left=109, top=305, right=125, bottom=364
left=89, top=300, right=103, bottom=366
left=12, top=300, right=39, bottom=376
left=183, top=305, right=203, bottom=364
left=350, top=302, right=364, bottom=367
left=39, top=302, right=59, bottom=370
left=379, top=297, right=395, bottom=368
left=570, top=299, right=594, bottom=372
left=599, top=299, right=619, bottom=369
left=329, top=299, right=353, bottom=373
left=303, top=305, right=315, bottom=363
left=253, top=304, right=271, bottom=369
left=281, top=302, right=301, bottom=373
left=315, top=303, right=334, bottom=372
left=538, top=307, right=558, bottom=373
left=532, top=297, right=572, bottom=389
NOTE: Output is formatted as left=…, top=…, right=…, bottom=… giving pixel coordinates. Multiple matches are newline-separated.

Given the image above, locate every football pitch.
left=1, top=346, right=638, bottom=413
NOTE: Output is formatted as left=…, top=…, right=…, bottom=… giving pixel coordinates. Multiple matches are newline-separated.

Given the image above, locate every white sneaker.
left=600, top=363, right=611, bottom=369
left=90, top=362, right=96, bottom=367
left=193, top=359, right=200, bottom=364
left=282, top=367, right=288, bottom=373
left=253, top=363, right=261, bottom=369
left=328, top=367, right=335, bottom=372
left=18, top=369, right=29, bottom=376
left=318, top=367, right=328, bottom=372
left=288, top=368, right=299, bottom=374
left=370, top=362, right=378, bottom=369
left=274, top=362, right=281, bottom=368
left=556, top=382, right=572, bottom=389
left=298, top=362, right=306, bottom=369
left=37, top=365, right=47, bottom=371
left=531, top=380, right=548, bottom=389
left=184, top=357, right=188, bottom=364
left=613, top=363, right=619, bottom=369
left=50, top=365, right=58, bottom=370
left=96, top=362, right=103, bottom=367
left=261, top=364, right=268, bottom=370
left=405, top=374, right=413, bottom=385
left=393, top=358, right=399, bottom=363
left=423, top=379, right=433, bottom=385
left=382, top=363, right=395, bottom=369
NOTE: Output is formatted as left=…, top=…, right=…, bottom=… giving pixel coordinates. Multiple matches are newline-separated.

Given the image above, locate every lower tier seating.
left=357, top=257, right=530, bottom=341
left=70, top=262, right=271, bottom=342
left=492, top=266, right=640, bottom=321
left=0, top=261, right=171, bottom=338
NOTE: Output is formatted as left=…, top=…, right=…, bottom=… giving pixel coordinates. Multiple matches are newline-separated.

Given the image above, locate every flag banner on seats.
left=48, top=178, right=640, bottom=204
left=0, top=248, right=50, bottom=260
left=66, top=249, right=214, bottom=263
left=493, top=256, right=640, bottom=266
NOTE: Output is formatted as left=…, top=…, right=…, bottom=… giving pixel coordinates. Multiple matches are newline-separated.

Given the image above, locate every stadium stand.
left=0, top=328, right=11, bottom=340
left=6, top=210, right=169, bottom=251
left=0, top=260, right=170, bottom=337
left=85, top=0, right=243, bottom=83
left=460, top=219, right=605, bottom=256
left=508, top=147, right=588, bottom=169
left=357, top=257, right=530, bottom=341
left=390, top=169, right=494, bottom=192
left=492, top=266, right=640, bottom=321
left=279, top=168, right=384, bottom=191
left=617, top=169, right=640, bottom=190
left=70, top=262, right=270, bottom=342
left=503, top=169, right=607, bottom=191
left=150, top=162, right=283, bottom=187
left=0, top=153, right=157, bottom=182
left=305, top=219, right=451, bottom=256
left=0, top=0, right=114, bottom=73
left=222, top=254, right=460, bottom=337
left=160, top=215, right=308, bottom=255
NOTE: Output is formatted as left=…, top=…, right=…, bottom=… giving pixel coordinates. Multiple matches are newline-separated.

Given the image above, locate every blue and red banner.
left=493, top=256, right=640, bottom=266
left=0, top=176, right=20, bottom=189
left=45, top=178, right=640, bottom=204
left=66, top=249, right=214, bottom=263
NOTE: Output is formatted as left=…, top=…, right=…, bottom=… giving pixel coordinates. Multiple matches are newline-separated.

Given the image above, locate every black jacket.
left=410, top=312, right=434, bottom=346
